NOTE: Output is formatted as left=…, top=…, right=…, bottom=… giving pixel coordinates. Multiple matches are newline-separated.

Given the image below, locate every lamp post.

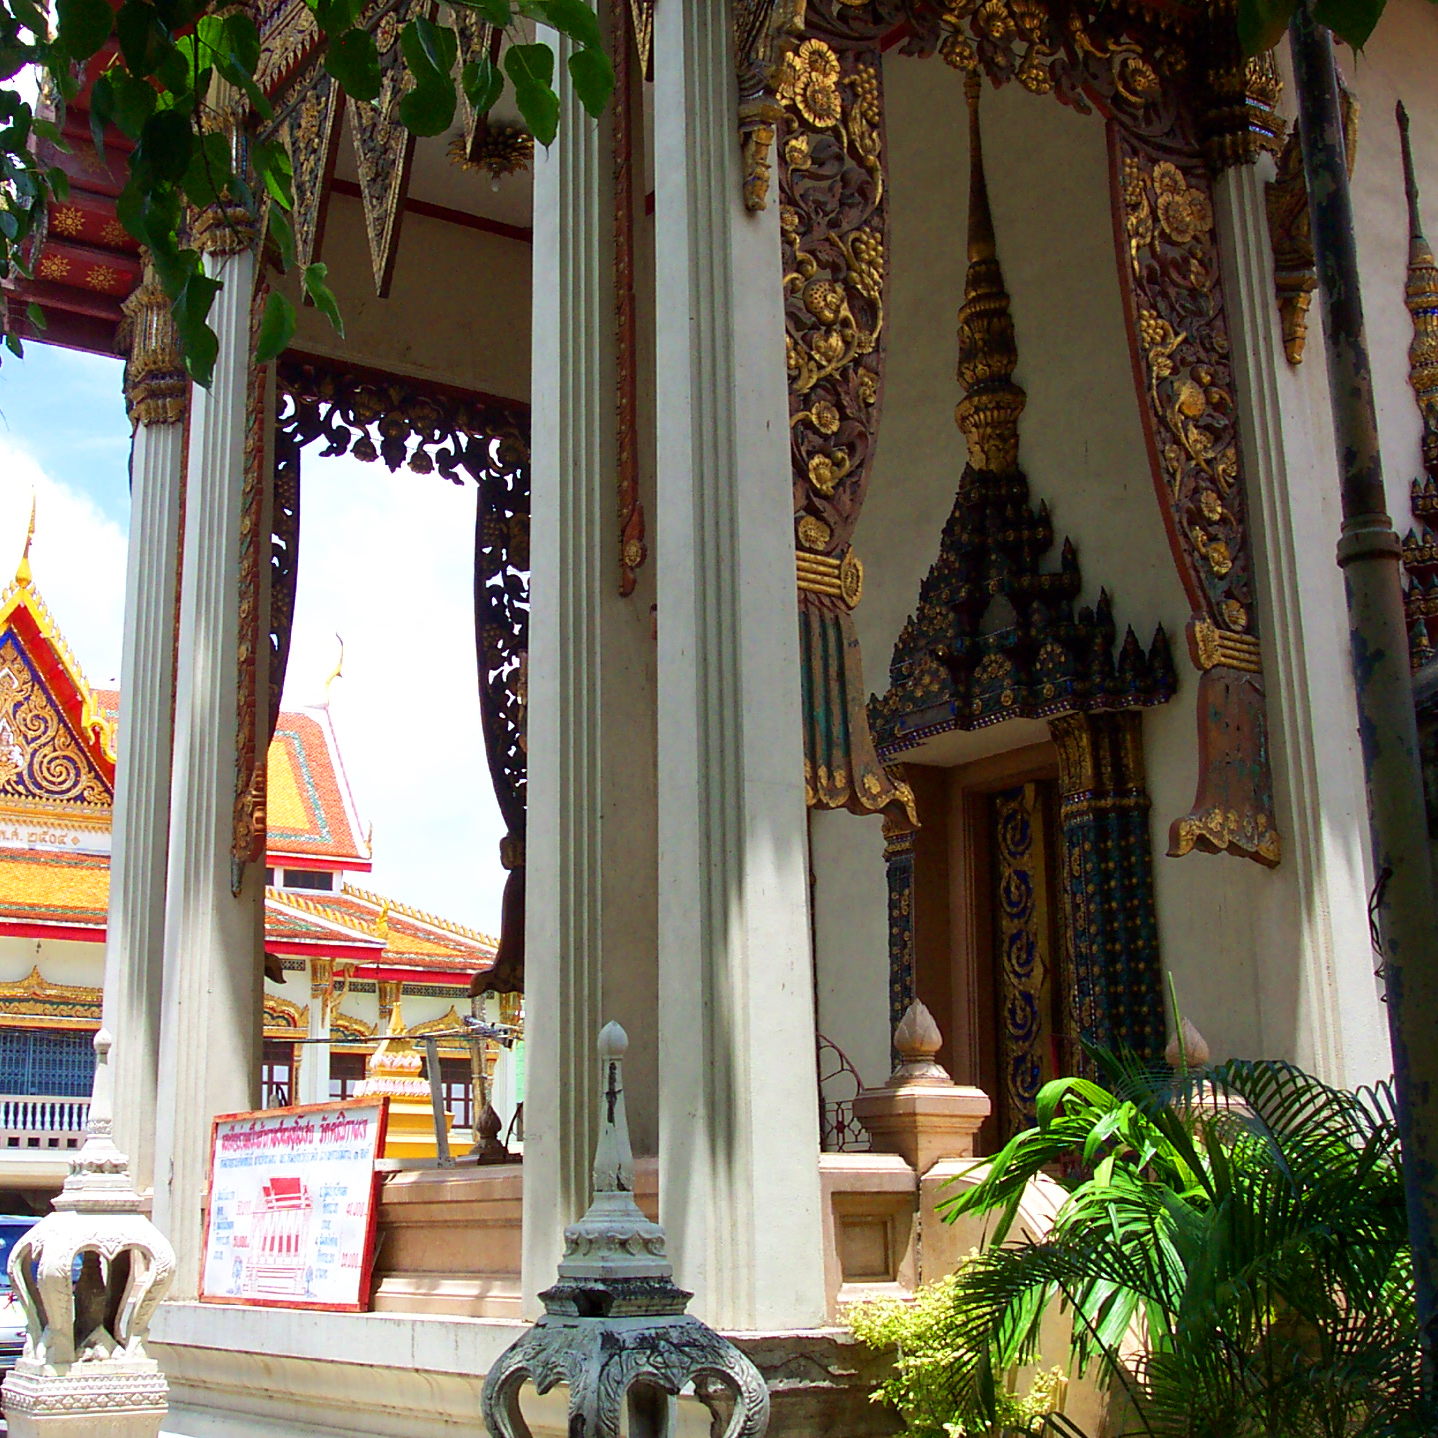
left=1290, top=0, right=1438, bottom=1388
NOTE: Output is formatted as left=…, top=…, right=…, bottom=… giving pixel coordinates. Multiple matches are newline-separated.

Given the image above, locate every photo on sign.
left=201, top=1098, right=388, bottom=1312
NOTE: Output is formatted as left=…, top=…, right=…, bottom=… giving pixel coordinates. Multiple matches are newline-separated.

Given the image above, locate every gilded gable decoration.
left=780, top=0, right=917, bottom=827
left=1397, top=102, right=1438, bottom=670
left=735, top=0, right=807, bottom=211
left=275, top=356, right=529, bottom=990
left=348, top=0, right=432, bottom=297
left=263, top=992, right=309, bottom=1035
left=1264, top=80, right=1357, bottom=366
left=0, top=967, right=101, bottom=1029
left=264, top=70, right=343, bottom=272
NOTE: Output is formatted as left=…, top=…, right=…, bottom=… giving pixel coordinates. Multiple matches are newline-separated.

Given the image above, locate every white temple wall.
left=289, top=194, right=532, bottom=403
left=811, top=47, right=1382, bottom=1086
left=0, top=936, right=99, bottom=990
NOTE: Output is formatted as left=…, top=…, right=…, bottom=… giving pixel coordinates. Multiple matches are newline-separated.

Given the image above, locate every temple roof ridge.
left=265, top=886, right=386, bottom=942
left=341, top=881, right=499, bottom=951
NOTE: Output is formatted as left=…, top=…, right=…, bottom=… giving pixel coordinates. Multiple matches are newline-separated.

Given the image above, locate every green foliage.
left=849, top=1270, right=1066, bottom=1438
left=0, top=0, right=612, bottom=377
left=930, top=1048, right=1434, bottom=1438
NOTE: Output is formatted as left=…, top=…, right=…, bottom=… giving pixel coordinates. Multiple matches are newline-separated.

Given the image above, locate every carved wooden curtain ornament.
left=870, top=77, right=1173, bottom=1062
left=778, top=0, right=920, bottom=827
left=270, top=357, right=532, bottom=990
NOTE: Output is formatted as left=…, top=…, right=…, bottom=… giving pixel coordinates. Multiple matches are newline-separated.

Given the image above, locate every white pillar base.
left=2, top=1360, right=168, bottom=1437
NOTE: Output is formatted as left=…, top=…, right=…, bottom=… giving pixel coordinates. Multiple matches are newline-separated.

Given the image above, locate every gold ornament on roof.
left=448, top=127, right=533, bottom=181
left=953, top=76, right=1025, bottom=473
left=1400, top=102, right=1438, bottom=483
left=16, top=497, right=34, bottom=589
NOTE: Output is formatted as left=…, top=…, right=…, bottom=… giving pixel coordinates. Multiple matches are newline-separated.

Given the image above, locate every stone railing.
left=0, top=1095, right=90, bottom=1153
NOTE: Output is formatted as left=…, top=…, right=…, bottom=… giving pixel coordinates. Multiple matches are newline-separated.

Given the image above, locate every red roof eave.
left=265, top=851, right=373, bottom=874
left=351, top=964, right=478, bottom=987
left=0, top=919, right=105, bottom=943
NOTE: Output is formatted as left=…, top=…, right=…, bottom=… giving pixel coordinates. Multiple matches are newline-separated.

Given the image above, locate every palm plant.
left=928, top=1049, right=1432, bottom=1437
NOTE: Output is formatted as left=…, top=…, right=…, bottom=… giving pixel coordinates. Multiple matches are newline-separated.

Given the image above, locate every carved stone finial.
left=1, top=1030, right=176, bottom=1436
left=891, top=1000, right=951, bottom=1084
left=1399, top=102, right=1438, bottom=484
left=1164, top=1017, right=1211, bottom=1071
left=953, top=75, right=1026, bottom=474
left=481, top=1024, right=771, bottom=1438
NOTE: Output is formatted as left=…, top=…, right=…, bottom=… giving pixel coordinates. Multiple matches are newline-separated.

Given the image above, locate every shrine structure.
left=4, top=0, right=1438, bottom=1431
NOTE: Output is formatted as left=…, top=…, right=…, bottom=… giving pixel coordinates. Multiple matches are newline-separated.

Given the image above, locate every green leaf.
left=461, top=55, right=503, bottom=116
left=302, top=261, right=345, bottom=338
left=173, top=269, right=221, bottom=386
left=4, top=331, right=23, bottom=359
left=531, top=0, right=601, bottom=53
left=566, top=44, right=612, bottom=119
left=325, top=28, right=381, bottom=101
left=1312, top=0, right=1383, bottom=48
left=504, top=41, right=558, bottom=146
left=25, top=301, right=45, bottom=332
left=137, top=107, right=196, bottom=185
left=45, top=166, right=70, bottom=202
left=398, top=76, right=457, bottom=136
left=255, top=290, right=296, bottom=364
left=1236, top=0, right=1296, bottom=53
left=117, top=0, right=166, bottom=75
left=252, top=137, right=295, bottom=210
left=267, top=204, right=296, bottom=268
left=411, top=15, right=458, bottom=75
left=107, top=69, right=159, bottom=140
left=222, top=10, right=262, bottom=74
left=55, top=0, right=112, bottom=61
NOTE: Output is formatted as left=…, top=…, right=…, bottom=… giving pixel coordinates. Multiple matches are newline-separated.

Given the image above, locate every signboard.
left=201, top=1098, right=388, bottom=1311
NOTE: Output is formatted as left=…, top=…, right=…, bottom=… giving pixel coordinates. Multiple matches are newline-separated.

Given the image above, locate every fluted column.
left=652, top=0, right=826, bottom=1330
left=151, top=190, right=265, bottom=1295
left=1212, top=152, right=1384, bottom=1083
left=102, top=265, right=187, bottom=1194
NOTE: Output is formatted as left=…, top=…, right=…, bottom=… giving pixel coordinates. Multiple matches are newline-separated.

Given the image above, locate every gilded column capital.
left=189, top=101, right=260, bottom=256
left=734, top=0, right=806, bottom=210
left=120, top=260, right=187, bottom=427
left=1199, top=0, right=1283, bottom=173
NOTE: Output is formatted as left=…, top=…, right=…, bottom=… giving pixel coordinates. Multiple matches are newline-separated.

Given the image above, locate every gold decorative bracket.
left=734, top=0, right=806, bottom=211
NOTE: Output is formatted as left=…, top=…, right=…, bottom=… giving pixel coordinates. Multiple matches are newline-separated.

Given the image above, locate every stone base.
left=2, top=1360, right=169, bottom=1438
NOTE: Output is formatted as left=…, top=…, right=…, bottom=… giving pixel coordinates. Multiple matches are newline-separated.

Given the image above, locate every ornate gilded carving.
left=119, top=259, right=187, bottom=428
left=781, top=2, right=914, bottom=825
left=1264, top=80, right=1357, bottom=366
left=0, top=967, right=101, bottom=1027
left=448, top=127, right=533, bottom=180
left=613, top=0, right=647, bottom=596
left=448, top=5, right=501, bottom=167
left=232, top=286, right=270, bottom=882
left=1051, top=709, right=1164, bottom=1062
left=1199, top=0, right=1283, bottom=174
left=274, top=356, right=530, bottom=988
left=349, top=0, right=431, bottom=297
left=264, top=70, right=343, bottom=271
left=262, top=992, right=308, bottom=1034
left=882, top=798, right=916, bottom=1038
left=269, top=429, right=300, bottom=740
left=736, top=0, right=807, bottom=210
left=871, top=84, right=1175, bottom=756
left=1398, top=102, right=1438, bottom=670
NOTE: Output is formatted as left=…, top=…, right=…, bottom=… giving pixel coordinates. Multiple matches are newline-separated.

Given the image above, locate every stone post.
left=652, top=0, right=826, bottom=1330
left=101, top=263, right=187, bottom=1194
left=151, top=181, right=265, bottom=1296
left=297, top=957, right=333, bottom=1106
left=0, top=1032, right=176, bottom=1437
left=523, top=19, right=660, bottom=1312
left=854, top=1001, right=991, bottom=1175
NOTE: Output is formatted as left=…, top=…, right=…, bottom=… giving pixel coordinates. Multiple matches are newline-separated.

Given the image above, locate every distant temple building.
left=0, top=546, right=521, bottom=1207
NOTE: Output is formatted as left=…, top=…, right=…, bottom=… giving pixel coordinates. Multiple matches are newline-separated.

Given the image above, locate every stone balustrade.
left=0, top=1095, right=90, bottom=1152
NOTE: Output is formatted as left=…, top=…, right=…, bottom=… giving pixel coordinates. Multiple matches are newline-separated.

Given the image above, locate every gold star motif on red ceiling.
left=85, top=265, right=119, bottom=292
left=99, top=220, right=128, bottom=247
left=51, top=206, right=85, bottom=236
left=36, top=252, right=69, bottom=280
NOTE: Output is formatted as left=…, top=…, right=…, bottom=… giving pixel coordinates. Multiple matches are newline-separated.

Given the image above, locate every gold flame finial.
left=954, top=76, right=1025, bottom=473
left=15, top=495, right=34, bottom=587
left=322, top=634, right=345, bottom=705
left=1399, top=102, right=1438, bottom=481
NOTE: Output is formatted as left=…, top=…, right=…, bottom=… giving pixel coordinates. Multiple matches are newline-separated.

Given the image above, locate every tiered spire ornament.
left=870, top=81, right=1175, bottom=754
left=1397, top=102, right=1438, bottom=669
left=0, top=1031, right=176, bottom=1437
left=481, top=1023, right=770, bottom=1438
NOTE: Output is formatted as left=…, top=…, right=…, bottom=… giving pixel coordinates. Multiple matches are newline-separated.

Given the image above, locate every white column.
left=652, top=0, right=827, bottom=1331
left=522, top=19, right=662, bottom=1313
left=520, top=26, right=608, bottom=1312
left=1214, top=156, right=1386, bottom=1085
left=151, top=218, right=264, bottom=1296
left=101, top=267, right=187, bottom=1194
left=297, top=958, right=333, bottom=1106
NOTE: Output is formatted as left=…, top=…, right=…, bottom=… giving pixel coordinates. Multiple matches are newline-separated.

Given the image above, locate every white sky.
left=0, top=393, right=507, bottom=936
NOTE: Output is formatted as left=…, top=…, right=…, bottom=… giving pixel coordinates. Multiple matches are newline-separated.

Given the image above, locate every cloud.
left=282, top=452, right=507, bottom=935
left=0, top=437, right=128, bottom=684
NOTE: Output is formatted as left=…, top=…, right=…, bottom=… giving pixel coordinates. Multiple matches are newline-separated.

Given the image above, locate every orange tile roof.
left=0, top=849, right=109, bottom=927
left=265, top=710, right=370, bottom=868
left=328, top=884, right=497, bottom=974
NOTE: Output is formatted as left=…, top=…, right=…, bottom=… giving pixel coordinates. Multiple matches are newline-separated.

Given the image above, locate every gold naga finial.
left=14, top=495, right=34, bottom=587
left=375, top=898, right=391, bottom=943
left=1399, top=101, right=1438, bottom=480
left=954, top=74, right=1026, bottom=473
left=322, top=633, right=345, bottom=705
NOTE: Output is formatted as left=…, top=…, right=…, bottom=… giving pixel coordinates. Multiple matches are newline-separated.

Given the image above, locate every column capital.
left=120, top=263, right=187, bottom=427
